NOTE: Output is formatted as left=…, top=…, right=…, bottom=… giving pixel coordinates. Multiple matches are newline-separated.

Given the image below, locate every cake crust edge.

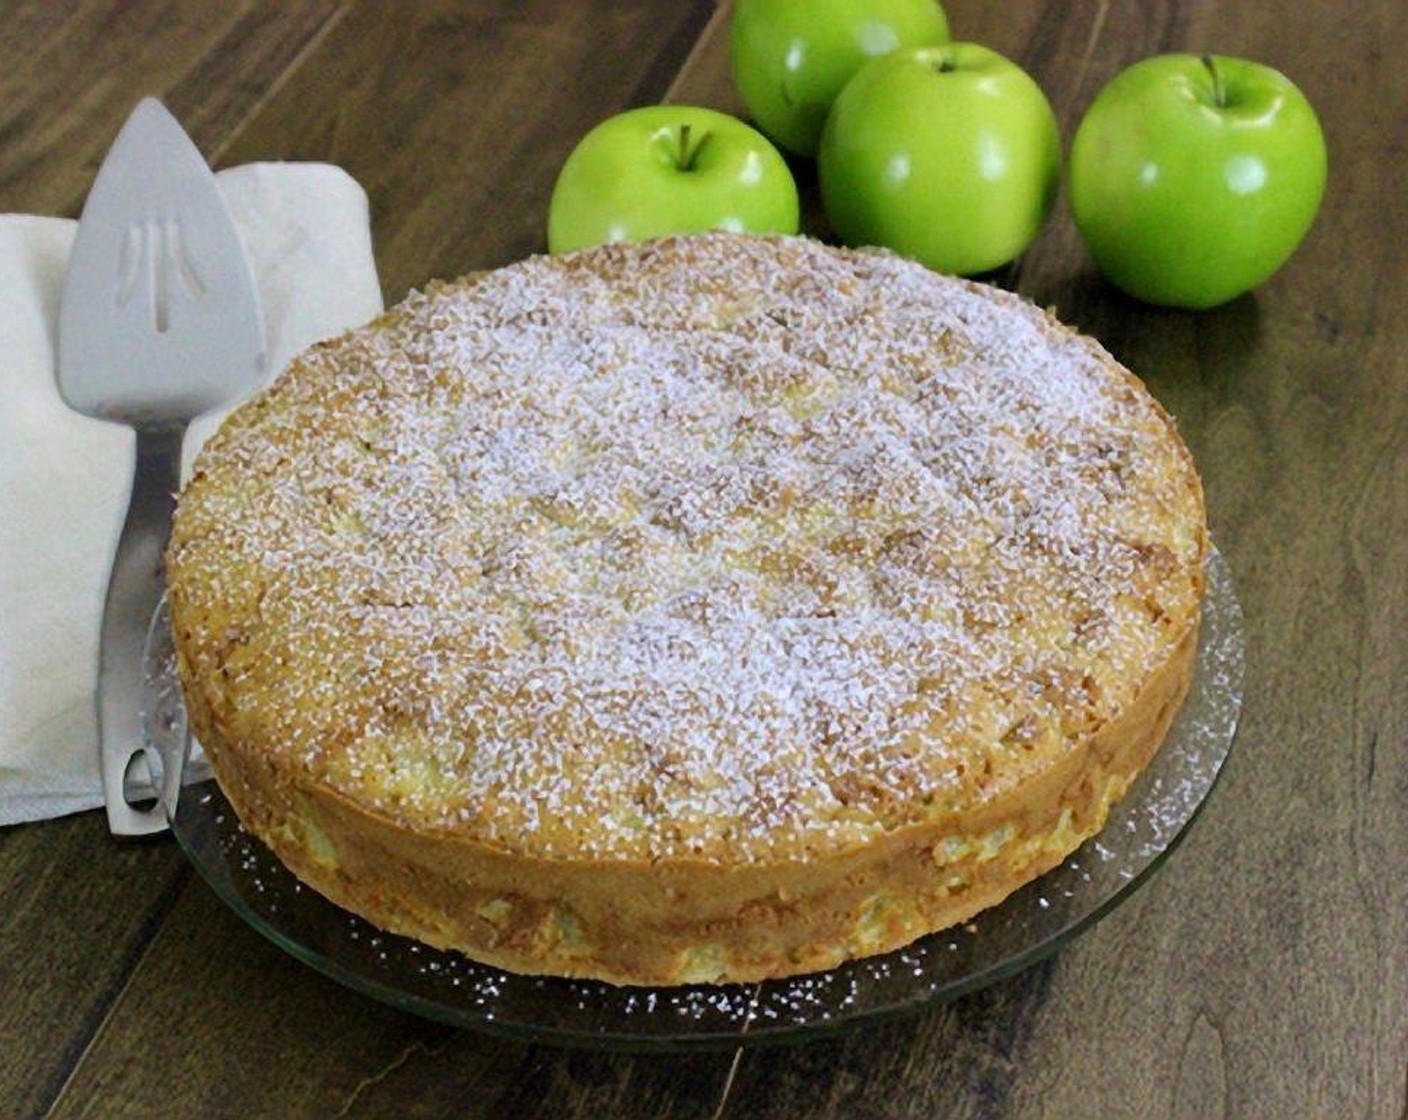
left=177, top=600, right=1199, bottom=986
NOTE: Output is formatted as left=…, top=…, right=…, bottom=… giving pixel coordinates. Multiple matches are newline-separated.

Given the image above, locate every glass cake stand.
left=140, top=551, right=1244, bottom=1050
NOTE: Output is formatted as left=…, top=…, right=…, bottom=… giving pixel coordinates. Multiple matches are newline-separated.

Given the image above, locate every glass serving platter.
left=141, top=550, right=1243, bottom=1050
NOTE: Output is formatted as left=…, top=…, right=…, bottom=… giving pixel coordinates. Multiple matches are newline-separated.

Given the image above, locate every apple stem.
left=675, top=124, right=713, bottom=172
left=1202, top=54, right=1227, bottom=108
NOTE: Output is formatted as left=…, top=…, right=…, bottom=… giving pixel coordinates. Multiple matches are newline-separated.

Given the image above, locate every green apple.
left=547, top=105, right=799, bottom=254
left=1069, top=53, right=1327, bottom=309
left=817, top=43, right=1061, bottom=276
left=730, top=0, right=950, bottom=158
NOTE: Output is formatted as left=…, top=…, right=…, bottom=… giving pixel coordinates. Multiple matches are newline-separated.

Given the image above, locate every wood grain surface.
left=2, top=2, right=1404, bottom=1117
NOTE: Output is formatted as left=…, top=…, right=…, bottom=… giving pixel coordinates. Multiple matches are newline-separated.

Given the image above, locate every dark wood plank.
left=216, top=0, right=723, bottom=303
left=0, top=817, right=188, bottom=1120
left=0, top=0, right=342, bottom=217
left=45, top=880, right=729, bottom=1120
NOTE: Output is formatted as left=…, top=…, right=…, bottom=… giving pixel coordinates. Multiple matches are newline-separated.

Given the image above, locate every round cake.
left=167, top=232, right=1206, bottom=986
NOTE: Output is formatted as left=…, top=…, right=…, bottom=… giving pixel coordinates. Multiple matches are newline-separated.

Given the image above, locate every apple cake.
left=167, top=232, right=1206, bottom=986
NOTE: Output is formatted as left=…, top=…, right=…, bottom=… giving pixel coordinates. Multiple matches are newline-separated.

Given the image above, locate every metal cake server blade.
left=57, top=97, right=266, bottom=836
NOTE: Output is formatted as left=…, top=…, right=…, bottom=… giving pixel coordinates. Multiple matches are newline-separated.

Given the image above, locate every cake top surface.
left=169, top=233, right=1205, bottom=864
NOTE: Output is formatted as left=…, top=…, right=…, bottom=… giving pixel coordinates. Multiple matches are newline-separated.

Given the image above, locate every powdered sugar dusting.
left=170, top=234, right=1204, bottom=863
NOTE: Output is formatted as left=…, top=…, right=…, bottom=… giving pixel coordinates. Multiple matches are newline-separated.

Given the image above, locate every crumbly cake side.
left=167, top=233, right=1206, bottom=985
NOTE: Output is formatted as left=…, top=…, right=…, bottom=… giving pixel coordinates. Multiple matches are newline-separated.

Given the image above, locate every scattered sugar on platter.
left=164, top=233, right=1210, bottom=987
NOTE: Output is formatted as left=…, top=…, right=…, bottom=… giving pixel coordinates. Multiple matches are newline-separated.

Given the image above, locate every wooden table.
left=3, top=3, right=1403, bottom=1116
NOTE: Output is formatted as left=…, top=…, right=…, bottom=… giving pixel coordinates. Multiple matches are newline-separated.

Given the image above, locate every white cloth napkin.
left=0, top=163, right=384, bottom=826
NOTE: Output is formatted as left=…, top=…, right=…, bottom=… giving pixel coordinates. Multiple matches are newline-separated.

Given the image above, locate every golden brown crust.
left=168, top=233, right=1207, bottom=985
left=191, top=617, right=1195, bottom=984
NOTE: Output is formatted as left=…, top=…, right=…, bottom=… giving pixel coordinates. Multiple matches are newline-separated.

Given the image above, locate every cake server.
left=56, top=97, right=266, bottom=836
